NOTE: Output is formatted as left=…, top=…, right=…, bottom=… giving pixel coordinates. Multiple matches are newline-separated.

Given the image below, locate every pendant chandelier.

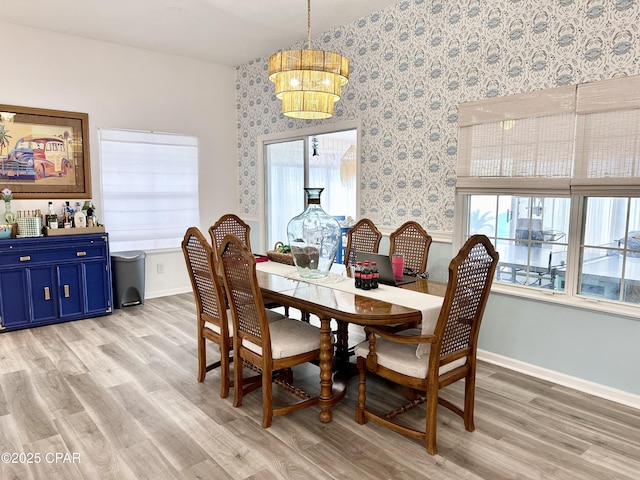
left=268, top=0, right=350, bottom=119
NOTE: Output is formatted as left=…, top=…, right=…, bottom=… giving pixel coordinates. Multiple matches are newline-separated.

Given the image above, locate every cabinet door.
left=29, top=266, right=58, bottom=322
left=84, top=260, right=111, bottom=314
left=57, top=264, right=83, bottom=318
left=0, top=269, right=30, bottom=329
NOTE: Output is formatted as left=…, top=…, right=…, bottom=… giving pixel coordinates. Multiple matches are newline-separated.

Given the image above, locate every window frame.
left=456, top=193, right=640, bottom=317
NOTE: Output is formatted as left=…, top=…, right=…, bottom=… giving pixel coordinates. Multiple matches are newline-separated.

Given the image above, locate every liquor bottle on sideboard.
left=85, top=204, right=95, bottom=226
left=73, top=201, right=87, bottom=228
left=75, top=211, right=87, bottom=228
left=47, top=202, right=58, bottom=229
left=62, top=201, right=73, bottom=228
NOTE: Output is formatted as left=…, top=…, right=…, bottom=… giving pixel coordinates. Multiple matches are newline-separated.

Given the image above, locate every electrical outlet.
left=157, top=263, right=165, bottom=274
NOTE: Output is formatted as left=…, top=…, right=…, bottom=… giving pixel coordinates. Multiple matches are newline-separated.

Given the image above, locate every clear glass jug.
left=286, top=188, right=341, bottom=278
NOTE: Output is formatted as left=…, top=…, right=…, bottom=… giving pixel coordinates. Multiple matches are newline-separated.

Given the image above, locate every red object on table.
left=392, top=253, right=404, bottom=280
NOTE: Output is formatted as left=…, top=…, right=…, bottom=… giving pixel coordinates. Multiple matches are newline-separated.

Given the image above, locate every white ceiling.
left=1, top=0, right=401, bottom=66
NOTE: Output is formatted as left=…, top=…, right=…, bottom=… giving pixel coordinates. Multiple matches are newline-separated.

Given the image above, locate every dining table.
left=254, top=261, right=446, bottom=423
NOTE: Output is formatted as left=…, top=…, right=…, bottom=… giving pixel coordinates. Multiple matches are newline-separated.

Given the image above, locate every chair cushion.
left=242, top=318, right=321, bottom=359
left=204, top=309, right=233, bottom=337
left=265, top=309, right=287, bottom=323
left=354, top=330, right=466, bottom=378
left=204, top=320, right=225, bottom=336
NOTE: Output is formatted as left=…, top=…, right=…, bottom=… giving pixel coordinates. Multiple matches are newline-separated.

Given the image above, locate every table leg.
left=335, top=320, right=349, bottom=365
left=318, top=315, right=334, bottom=423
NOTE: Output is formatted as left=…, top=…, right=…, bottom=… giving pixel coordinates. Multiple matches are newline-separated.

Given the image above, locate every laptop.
left=354, top=252, right=418, bottom=286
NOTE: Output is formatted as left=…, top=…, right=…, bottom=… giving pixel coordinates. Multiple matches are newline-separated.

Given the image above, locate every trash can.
left=111, top=250, right=146, bottom=308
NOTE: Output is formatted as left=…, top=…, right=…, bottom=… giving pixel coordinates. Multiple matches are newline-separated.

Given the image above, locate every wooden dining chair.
left=389, top=220, right=432, bottom=275
left=181, top=227, right=233, bottom=398
left=209, top=213, right=290, bottom=316
left=344, top=218, right=382, bottom=267
left=355, top=234, right=499, bottom=454
left=209, top=214, right=253, bottom=253
left=379, top=220, right=434, bottom=332
left=218, top=233, right=322, bottom=428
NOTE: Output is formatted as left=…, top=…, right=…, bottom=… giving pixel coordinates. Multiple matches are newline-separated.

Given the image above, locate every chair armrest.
left=364, top=326, right=437, bottom=344
left=362, top=328, right=438, bottom=371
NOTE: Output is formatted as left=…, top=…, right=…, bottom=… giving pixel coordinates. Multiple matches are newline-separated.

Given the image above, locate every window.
left=457, top=75, right=640, bottom=309
left=263, top=129, right=357, bottom=251
left=99, top=129, right=199, bottom=252
left=265, top=138, right=304, bottom=250
left=469, top=195, right=570, bottom=290
left=578, top=197, right=640, bottom=303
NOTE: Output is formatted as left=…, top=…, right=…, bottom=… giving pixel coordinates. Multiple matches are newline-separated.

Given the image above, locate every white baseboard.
left=145, top=286, right=192, bottom=300
left=478, top=349, right=640, bottom=410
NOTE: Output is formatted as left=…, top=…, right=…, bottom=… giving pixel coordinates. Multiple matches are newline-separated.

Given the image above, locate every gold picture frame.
left=0, top=104, right=90, bottom=199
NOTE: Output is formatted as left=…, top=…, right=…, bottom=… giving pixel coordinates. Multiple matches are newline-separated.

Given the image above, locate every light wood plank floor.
left=1, top=293, right=639, bottom=479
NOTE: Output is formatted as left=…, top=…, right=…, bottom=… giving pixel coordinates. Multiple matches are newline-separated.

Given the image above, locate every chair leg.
left=407, top=387, right=423, bottom=401
left=233, top=354, right=244, bottom=408
left=464, top=372, right=476, bottom=432
left=219, top=341, right=230, bottom=399
left=197, top=334, right=206, bottom=382
left=336, top=320, right=350, bottom=364
left=355, top=356, right=367, bottom=424
left=284, top=367, right=293, bottom=384
left=262, top=368, right=273, bottom=428
left=425, top=386, right=439, bottom=455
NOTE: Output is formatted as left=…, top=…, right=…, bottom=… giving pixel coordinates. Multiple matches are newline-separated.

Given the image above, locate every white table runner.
left=256, top=261, right=443, bottom=337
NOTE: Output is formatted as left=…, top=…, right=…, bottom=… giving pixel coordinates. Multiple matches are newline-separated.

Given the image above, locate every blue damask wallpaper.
left=235, top=0, right=639, bottom=232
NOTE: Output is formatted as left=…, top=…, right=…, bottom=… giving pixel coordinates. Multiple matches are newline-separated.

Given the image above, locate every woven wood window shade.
left=458, top=75, right=640, bottom=197
left=457, top=86, right=576, bottom=195
left=574, top=75, right=640, bottom=195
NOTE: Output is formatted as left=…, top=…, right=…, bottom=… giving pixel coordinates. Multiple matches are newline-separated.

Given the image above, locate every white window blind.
left=99, top=129, right=199, bottom=252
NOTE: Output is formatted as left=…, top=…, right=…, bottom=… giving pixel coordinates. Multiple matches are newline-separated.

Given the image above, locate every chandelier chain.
left=307, top=0, right=312, bottom=49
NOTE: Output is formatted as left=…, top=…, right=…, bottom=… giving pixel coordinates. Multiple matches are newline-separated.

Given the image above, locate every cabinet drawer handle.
left=20, top=256, right=31, bottom=262
left=64, top=285, right=70, bottom=298
left=44, top=287, right=51, bottom=300
left=76, top=251, right=87, bottom=257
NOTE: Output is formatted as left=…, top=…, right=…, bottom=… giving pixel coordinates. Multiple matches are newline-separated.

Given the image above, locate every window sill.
left=491, top=282, right=640, bottom=321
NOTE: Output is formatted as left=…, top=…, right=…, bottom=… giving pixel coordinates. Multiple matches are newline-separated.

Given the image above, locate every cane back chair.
left=209, top=214, right=252, bottom=254
left=181, top=227, right=232, bottom=398
left=219, top=234, right=322, bottom=428
left=355, top=235, right=499, bottom=454
left=344, top=218, right=382, bottom=267
left=209, top=213, right=289, bottom=315
left=389, top=221, right=432, bottom=275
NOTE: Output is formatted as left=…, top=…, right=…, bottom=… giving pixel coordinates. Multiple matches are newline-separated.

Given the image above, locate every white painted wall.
left=1, top=22, right=239, bottom=298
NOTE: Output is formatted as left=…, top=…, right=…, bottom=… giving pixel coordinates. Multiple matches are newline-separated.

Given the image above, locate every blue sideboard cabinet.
left=0, top=233, right=113, bottom=332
